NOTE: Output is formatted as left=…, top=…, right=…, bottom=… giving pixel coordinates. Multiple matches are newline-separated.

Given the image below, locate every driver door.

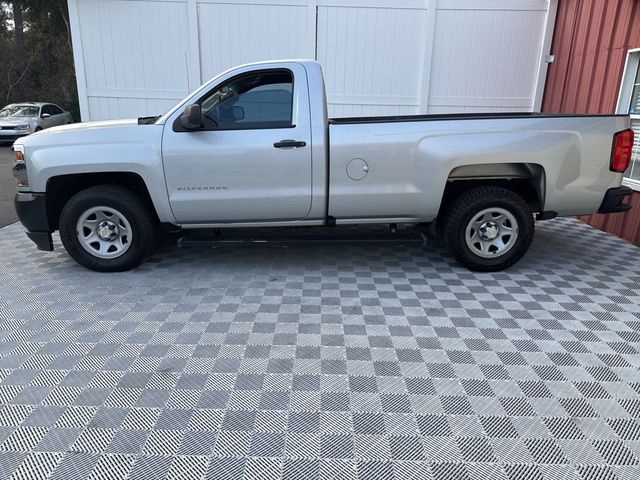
left=40, top=105, right=57, bottom=129
left=162, top=64, right=312, bottom=224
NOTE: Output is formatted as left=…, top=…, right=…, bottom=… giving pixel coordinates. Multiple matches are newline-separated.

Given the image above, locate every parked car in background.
left=0, top=103, right=73, bottom=142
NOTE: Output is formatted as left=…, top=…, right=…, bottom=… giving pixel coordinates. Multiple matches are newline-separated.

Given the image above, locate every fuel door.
left=346, top=158, right=369, bottom=181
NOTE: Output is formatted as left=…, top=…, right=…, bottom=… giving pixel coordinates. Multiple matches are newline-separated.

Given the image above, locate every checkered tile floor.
left=0, top=218, right=639, bottom=480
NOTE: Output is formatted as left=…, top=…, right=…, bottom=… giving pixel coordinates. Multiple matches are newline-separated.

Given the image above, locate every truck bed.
left=327, top=112, right=630, bottom=222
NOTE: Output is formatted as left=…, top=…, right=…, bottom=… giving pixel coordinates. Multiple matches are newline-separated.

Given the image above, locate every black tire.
left=35, top=127, right=42, bottom=132
left=442, top=186, right=534, bottom=272
left=59, top=185, right=156, bottom=272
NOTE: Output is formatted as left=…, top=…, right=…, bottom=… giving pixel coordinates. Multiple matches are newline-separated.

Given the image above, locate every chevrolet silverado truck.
left=12, top=60, right=634, bottom=272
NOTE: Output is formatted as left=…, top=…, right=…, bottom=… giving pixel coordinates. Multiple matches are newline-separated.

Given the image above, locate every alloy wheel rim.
left=76, top=206, right=132, bottom=259
left=464, top=207, right=518, bottom=258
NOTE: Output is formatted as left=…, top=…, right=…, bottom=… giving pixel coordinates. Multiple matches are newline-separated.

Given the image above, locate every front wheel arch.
left=46, top=172, right=160, bottom=231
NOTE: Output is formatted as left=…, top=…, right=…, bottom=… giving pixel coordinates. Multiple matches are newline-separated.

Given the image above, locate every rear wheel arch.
left=439, top=162, right=546, bottom=220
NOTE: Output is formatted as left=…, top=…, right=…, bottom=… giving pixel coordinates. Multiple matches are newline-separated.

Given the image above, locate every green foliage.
left=0, top=0, right=79, bottom=121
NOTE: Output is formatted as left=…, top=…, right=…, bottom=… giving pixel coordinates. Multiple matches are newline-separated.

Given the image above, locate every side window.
left=200, top=70, right=293, bottom=130
left=50, top=105, right=63, bottom=115
left=617, top=50, right=640, bottom=184
left=41, top=105, right=53, bottom=116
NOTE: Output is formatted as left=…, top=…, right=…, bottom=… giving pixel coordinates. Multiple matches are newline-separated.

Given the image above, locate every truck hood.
left=33, top=118, right=138, bottom=135
left=15, top=118, right=159, bottom=148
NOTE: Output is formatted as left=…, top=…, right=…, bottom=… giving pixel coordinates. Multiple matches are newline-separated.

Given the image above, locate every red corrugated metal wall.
left=542, top=0, right=640, bottom=243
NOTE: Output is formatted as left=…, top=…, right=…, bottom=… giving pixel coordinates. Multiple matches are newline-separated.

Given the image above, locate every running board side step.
left=178, top=227, right=427, bottom=248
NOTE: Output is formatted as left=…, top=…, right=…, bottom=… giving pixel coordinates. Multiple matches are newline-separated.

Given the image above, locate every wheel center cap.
left=97, top=220, right=119, bottom=241
left=479, top=221, right=499, bottom=240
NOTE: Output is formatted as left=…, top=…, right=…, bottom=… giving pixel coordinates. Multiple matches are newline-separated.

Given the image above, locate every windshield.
left=0, top=105, right=39, bottom=117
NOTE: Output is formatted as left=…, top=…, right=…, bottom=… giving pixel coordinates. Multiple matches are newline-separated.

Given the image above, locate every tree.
left=0, top=0, right=79, bottom=120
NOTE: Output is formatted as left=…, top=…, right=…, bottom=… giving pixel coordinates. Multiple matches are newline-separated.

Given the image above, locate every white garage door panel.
left=78, top=2, right=190, bottom=89
left=317, top=5, right=426, bottom=118
left=330, top=104, right=418, bottom=118
left=197, top=2, right=309, bottom=82
left=429, top=7, right=547, bottom=113
left=427, top=106, right=529, bottom=114
left=88, top=97, right=179, bottom=121
left=77, top=0, right=191, bottom=120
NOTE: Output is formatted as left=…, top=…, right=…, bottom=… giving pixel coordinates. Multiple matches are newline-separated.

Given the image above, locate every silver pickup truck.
left=12, top=60, right=634, bottom=272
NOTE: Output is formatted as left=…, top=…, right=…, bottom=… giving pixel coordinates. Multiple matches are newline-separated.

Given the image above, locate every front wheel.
left=59, top=186, right=156, bottom=272
left=442, top=186, right=534, bottom=272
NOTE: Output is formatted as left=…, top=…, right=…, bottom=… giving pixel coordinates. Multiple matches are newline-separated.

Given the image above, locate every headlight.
left=14, top=124, right=30, bottom=131
left=12, top=145, right=28, bottom=187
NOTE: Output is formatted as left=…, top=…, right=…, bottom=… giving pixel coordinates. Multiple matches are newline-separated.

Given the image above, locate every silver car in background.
left=0, top=103, right=73, bottom=142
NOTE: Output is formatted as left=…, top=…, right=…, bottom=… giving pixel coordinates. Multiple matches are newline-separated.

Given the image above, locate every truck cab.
left=161, top=61, right=328, bottom=225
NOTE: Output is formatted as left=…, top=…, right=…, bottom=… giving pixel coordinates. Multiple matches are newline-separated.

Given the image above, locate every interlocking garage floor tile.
left=0, top=218, right=639, bottom=480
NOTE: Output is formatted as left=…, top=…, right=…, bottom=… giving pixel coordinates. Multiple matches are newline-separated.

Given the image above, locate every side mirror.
left=179, top=104, right=202, bottom=130
left=232, top=106, right=245, bottom=121
left=41, top=113, right=51, bottom=118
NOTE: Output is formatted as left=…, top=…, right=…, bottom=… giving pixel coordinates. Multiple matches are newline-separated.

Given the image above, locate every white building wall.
left=68, top=0, right=556, bottom=121
left=428, top=2, right=550, bottom=114
left=317, top=3, right=427, bottom=117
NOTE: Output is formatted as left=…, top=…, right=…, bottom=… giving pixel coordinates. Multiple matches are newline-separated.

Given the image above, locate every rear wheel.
left=442, top=186, right=534, bottom=271
left=59, top=186, right=156, bottom=272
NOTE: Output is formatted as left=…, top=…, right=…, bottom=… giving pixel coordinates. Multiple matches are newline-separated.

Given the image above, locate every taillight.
left=610, top=129, right=634, bottom=173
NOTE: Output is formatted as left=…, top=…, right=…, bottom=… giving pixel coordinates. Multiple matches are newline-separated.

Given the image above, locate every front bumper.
left=598, top=186, right=633, bottom=214
left=0, top=131, right=29, bottom=142
left=14, top=192, right=54, bottom=251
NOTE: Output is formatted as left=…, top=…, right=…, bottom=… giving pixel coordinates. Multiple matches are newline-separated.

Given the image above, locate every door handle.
left=273, top=139, right=306, bottom=148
